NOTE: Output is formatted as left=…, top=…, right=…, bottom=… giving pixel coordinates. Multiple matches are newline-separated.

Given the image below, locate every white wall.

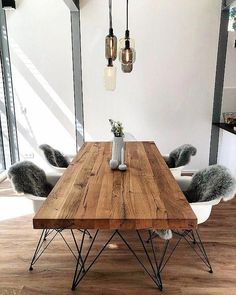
left=6, top=0, right=76, bottom=170
left=218, top=130, right=236, bottom=176
left=80, top=0, right=221, bottom=171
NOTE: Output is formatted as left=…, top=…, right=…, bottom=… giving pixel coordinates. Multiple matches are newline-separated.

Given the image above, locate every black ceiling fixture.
left=119, top=0, right=136, bottom=73
left=104, top=0, right=117, bottom=91
left=2, top=0, right=16, bottom=10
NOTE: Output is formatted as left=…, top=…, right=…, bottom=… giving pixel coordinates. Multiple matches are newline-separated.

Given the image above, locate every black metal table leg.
left=29, top=229, right=59, bottom=271
left=71, top=230, right=117, bottom=290
left=71, top=229, right=170, bottom=291
left=29, top=228, right=87, bottom=271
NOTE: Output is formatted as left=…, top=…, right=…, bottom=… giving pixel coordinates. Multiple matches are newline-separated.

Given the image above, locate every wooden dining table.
left=33, top=141, right=197, bottom=291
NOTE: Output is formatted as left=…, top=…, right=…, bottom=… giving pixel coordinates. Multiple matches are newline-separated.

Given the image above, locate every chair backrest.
left=166, top=144, right=197, bottom=168
left=186, top=165, right=236, bottom=203
left=39, top=144, right=69, bottom=168
left=8, top=161, right=53, bottom=198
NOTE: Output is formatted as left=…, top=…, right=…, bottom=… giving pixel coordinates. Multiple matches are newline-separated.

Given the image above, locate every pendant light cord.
left=109, top=0, right=112, bottom=29
left=126, top=0, right=129, bottom=31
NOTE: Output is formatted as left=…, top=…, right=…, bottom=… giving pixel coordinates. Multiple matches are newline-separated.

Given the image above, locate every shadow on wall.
left=0, top=94, right=45, bottom=165
left=7, top=38, right=81, bottom=162
left=9, top=38, right=75, bottom=136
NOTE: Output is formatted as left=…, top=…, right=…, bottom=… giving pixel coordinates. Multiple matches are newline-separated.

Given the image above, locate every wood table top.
left=33, top=142, right=197, bottom=230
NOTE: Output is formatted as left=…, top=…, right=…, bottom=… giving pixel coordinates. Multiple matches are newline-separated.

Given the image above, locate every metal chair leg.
left=194, top=229, right=213, bottom=273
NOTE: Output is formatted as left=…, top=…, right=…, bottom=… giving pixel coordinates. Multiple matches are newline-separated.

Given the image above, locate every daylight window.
left=229, top=6, right=236, bottom=31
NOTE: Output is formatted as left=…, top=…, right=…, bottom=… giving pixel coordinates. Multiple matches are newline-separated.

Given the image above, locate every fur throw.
left=166, top=144, right=197, bottom=168
left=185, top=165, right=236, bottom=203
left=8, top=161, right=53, bottom=198
left=39, top=144, right=69, bottom=168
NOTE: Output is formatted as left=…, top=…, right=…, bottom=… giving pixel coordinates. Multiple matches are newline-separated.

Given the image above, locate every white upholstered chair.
left=40, top=149, right=74, bottom=175
left=176, top=176, right=222, bottom=225
left=24, top=173, right=59, bottom=213
left=163, top=175, right=225, bottom=274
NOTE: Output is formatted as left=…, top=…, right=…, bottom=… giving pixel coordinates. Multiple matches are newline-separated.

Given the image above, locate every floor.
left=0, top=179, right=17, bottom=196
left=0, top=181, right=236, bottom=295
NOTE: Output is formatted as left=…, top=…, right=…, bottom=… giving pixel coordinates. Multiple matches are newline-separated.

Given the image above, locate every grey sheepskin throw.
left=8, top=161, right=53, bottom=198
left=185, top=165, right=236, bottom=203
left=166, top=144, right=197, bottom=168
left=39, top=144, right=69, bottom=168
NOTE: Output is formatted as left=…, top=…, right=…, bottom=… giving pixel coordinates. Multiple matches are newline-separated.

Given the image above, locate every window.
left=0, top=8, right=19, bottom=172
left=229, top=6, right=236, bottom=31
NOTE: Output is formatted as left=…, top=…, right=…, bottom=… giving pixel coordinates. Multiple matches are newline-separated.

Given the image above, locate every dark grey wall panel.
left=209, top=5, right=229, bottom=165
left=71, top=8, right=84, bottom=149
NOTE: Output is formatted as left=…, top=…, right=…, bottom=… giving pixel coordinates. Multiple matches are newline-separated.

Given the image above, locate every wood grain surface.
left=33, top=142, right=197, bottom=230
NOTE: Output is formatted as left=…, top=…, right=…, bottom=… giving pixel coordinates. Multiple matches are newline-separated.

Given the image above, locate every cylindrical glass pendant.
left=120, top=47, right=136, bottom=65
left=119, top=46, right=136, bottom=73
left=104, top=65, right=117, bottom=91
left=105, top=35, right=117, bottom=60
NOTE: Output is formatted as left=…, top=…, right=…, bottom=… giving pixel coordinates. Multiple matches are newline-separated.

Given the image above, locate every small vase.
left=110, top=136, right=124, bottom=169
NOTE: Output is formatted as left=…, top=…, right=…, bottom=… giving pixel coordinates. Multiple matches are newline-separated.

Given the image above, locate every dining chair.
left=163, top=144, right=197, bottom=177
left=149, top=165, right=236, bottom=273
left=39, top=144, right=74, bottom=175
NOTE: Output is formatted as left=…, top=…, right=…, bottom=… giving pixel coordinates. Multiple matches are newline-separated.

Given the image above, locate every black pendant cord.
left=125, top=0, right=130, bottom=40
left=109, top=0, right=113, bottom=34
left=126, top=0, right=129, bottom=31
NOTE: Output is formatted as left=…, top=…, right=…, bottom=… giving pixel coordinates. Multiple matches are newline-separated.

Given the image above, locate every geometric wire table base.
left=30, top=228, right=210, bottom=291
left=72, top=229, right=169, bottom=291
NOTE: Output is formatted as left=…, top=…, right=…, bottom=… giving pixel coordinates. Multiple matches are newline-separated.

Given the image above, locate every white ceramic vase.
left=110, top=136, right=124, bottom=169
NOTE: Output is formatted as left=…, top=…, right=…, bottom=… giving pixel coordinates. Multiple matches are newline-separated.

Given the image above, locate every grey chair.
left=163, top=144, right=197, bottom=177
left=39, top=144, right=74, bottom=175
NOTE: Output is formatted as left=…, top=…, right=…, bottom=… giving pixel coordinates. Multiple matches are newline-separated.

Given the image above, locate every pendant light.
left=105, top=0, right=117, bottom=60
left=104, top=0, right=117, bottom=91
left=119, top=0, right=136, bottom=73
left=104, top=58, right=117, bottom=91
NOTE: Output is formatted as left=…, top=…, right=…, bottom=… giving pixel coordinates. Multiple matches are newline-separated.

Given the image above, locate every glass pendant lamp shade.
left=119, top=46, right=136, bottom=64
left=105, top=0, right=117, bottom=61
left=105, top=30, right=117, bottom=60
left=119, top=40, right=136, bottom=73
left=104, top=63, right=117, bottom=91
